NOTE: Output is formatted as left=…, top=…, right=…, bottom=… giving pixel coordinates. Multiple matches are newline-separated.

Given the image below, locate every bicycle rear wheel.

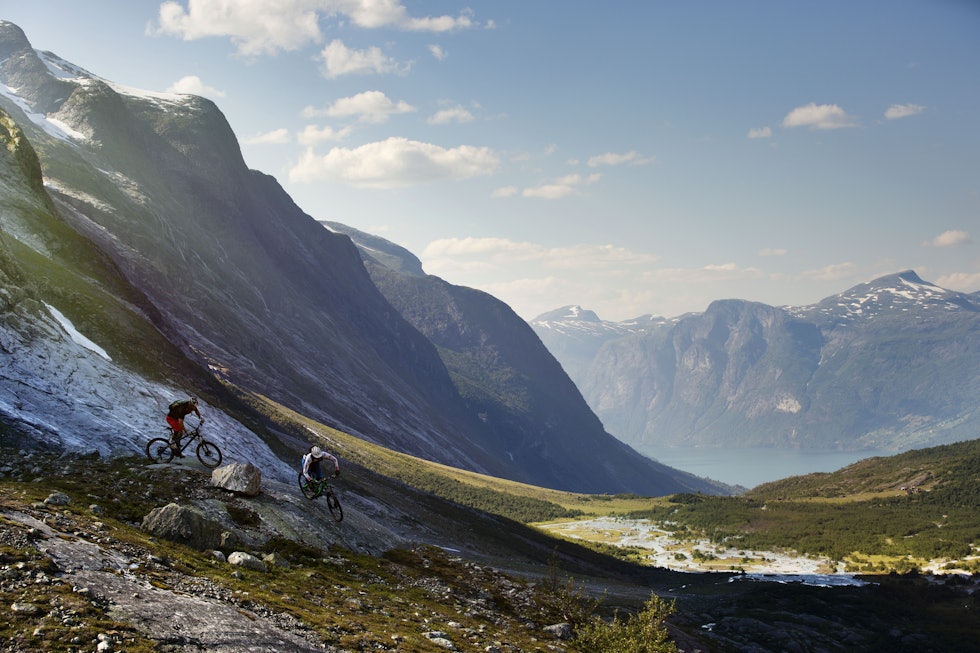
left=146, top=438, right=175, bottom=464
left=298, top=472, right=319, bottom=500
left=196, top=440, right=222, bottom=469
left=326, top=491, right=343, bottom=522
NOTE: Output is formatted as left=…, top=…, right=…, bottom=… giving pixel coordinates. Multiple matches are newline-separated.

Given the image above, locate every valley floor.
left=536, top=516, right=977, bottom=581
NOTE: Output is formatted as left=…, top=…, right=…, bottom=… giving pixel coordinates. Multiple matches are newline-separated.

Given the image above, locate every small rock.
left=44, top=492, right=71, bottom=506
left=11, top=601, right=41, bottom=615
left=543, top=623, right=574, bottom=640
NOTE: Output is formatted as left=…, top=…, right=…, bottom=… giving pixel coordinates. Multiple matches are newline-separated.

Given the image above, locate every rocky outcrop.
left=141, top=503, right=223, bottom=551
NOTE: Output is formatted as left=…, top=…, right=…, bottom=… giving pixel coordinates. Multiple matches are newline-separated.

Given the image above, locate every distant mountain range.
left=0, top=21, right=724, bottom=496
left=531, top=270, right=980, bottom=452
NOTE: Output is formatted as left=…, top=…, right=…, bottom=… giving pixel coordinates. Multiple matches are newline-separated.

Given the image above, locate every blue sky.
left=4, top=1, right=979, bottom=320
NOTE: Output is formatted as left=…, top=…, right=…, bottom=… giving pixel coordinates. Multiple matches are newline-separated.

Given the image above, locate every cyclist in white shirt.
left=302, top=445, right=340, bottom=483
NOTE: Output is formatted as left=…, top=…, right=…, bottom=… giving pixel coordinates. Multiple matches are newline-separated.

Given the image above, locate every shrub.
left=574, top=593, right=677, bottom=653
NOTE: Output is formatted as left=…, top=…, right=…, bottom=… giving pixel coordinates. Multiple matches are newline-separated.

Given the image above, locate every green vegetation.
left=0, top=450, right=672, bottom=652
left=621, top=439, right=980, bottom=570
left=575, top=594, right=677, bottom=653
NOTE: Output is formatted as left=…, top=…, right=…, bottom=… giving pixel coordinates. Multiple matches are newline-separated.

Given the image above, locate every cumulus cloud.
left=885, top=103, right=925, bottom=120
left=155, top=0, right=475, bottom=56
left=747, top=126, right=772, bottom=139
left=297, top=124, right=353, bottom=146
left=800, top=262, right=857, bottom=281
left=306, top=90, right=415, bottom=123
left=926, top=229, right=973, bottom=247
left=428, top=44, right=447, bottom=60
left=241, top=128, right=290, bottom=145
left=521, top=173, right=602, bottom=199
left=782, top=103, right=859, bottom=130
left=936, top=271, right=980, bottom=292
left=428, top=106, right=475, bottom=125
left=318, top=40, right=407, bottom=78
left=287, top=137, right=498, bottom=188
left=165, top=75, right=225, bottom=98
left=587, top=151, right=654, bottom=167
left=422, top=237, right=659, bottom=272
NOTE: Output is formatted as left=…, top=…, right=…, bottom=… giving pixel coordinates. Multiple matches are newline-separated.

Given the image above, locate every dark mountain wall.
left=326, top=223, right=728, bottom=494
left=0, top=22, right=725, bottom=495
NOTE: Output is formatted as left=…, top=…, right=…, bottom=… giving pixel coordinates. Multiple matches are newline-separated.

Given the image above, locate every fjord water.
left=647, top=446, right=890, bottom=489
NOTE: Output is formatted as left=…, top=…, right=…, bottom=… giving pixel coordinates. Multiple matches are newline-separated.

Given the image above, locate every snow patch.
left=44, top=303, right=110, bottom=361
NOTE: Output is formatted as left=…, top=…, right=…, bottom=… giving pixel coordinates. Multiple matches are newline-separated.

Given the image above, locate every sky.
left=3, top=1, right=979, bottom=321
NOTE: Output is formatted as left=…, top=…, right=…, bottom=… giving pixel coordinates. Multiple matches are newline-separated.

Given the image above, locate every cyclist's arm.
left=302, top=455, right=314, bottom=481
left=323, top=452, right=340, bottom=473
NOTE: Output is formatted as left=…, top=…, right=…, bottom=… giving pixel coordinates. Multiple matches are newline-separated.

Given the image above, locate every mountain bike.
left=298, top=472, right=343, bottom=522
left=146, top=425, right=223, bottom=469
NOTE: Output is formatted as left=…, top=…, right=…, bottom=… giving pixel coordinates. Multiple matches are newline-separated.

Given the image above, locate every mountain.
left=321, top=222, right=724, bottom=495
left=0, top=21, right=721, bottom=495
left=530, top=270, right=980, bottom=452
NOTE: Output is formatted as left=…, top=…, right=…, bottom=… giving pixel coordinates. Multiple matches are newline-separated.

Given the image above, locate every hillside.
left=531, top=271, right=980, bottom=452
left=0, top=20, right=718, bottom=496
left=322, top=222, right=729, bottom=496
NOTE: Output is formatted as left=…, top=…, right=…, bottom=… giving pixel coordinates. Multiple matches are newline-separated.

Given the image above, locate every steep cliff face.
left=533, top=271, right=980, bottom=452
left=326, top=222, right=729, bottom=494
left=0, top=22, right=719, bottom=495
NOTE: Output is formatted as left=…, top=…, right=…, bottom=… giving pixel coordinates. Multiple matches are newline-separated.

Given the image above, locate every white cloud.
left=926, top=229, right=973, bottom=247
left=491, top=186, right=519, bottom=198
left=587, top=151, right=654, bottom=167
left=309, top=90, right=415, bottom=123
left=428, top=106, right=475, bottom=125
left=936, top=271, right=980, bottom=292
left=241, top=128, right=289, bottom=145
left=800, top=262, right=857, bottom=281
left=428, top=44, right=447, bottom=60
left=165, top=75, right=225, bottom=98
left=782, top=103, right=859, bottom=130
left=521, top=173, right=602, bottom=199
left=288, top=137, right=498, bottom=188
left=747, top=126, right=772, bottom=139
left=155, top=1, right=475, bottom=56
left=297, top=124, right=353, bottom=146
left=422, top=237, right=659, bottom=272
left=885, top=103, right=925, bottom=120
left=318, top=40, right=407, bottom=78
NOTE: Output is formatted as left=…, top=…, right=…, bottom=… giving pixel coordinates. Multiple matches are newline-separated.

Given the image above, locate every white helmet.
left=311, top=446, right=322, bottom=457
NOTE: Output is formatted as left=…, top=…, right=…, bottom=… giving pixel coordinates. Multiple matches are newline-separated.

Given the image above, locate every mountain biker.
left=302, top=445, right=340, bottom=484
left=166, top=397, right=202, bottom=453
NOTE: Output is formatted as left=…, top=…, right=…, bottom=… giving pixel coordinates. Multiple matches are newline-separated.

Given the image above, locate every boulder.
left=141, top=503, right=223, bottom=551
left=228, top=551, right=267, bottom=572
left=211, top=462, right=262, bottom=497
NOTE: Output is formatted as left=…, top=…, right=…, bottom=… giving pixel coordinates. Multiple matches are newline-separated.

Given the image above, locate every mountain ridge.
left=531, top=270, right=980, bottom=453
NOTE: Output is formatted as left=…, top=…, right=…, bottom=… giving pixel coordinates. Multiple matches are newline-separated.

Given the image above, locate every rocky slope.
left=0, top=20, right=712, bottom=496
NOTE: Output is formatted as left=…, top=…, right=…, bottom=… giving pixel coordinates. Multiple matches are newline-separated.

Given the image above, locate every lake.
left=644, top=446, right=892, bottom=489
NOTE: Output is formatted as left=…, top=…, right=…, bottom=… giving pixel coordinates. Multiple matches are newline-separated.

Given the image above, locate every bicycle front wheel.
left=326, top=491, right=344, bottom=522
left=146, top=438, right=175, bottom=464
left=298, top=472, right=319, bottom=500
left=196, top=440, right=222, bottom=469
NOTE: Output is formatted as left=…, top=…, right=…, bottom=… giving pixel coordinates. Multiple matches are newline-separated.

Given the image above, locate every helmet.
left=311, top=446, right=322, bottom=457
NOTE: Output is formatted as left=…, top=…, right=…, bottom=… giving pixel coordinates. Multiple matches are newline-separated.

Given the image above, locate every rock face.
left=141, top=503, right=223, bottom=551
left=211, top=463, right=262, bottom=497
left=531, top=271, right=980, bottom=452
